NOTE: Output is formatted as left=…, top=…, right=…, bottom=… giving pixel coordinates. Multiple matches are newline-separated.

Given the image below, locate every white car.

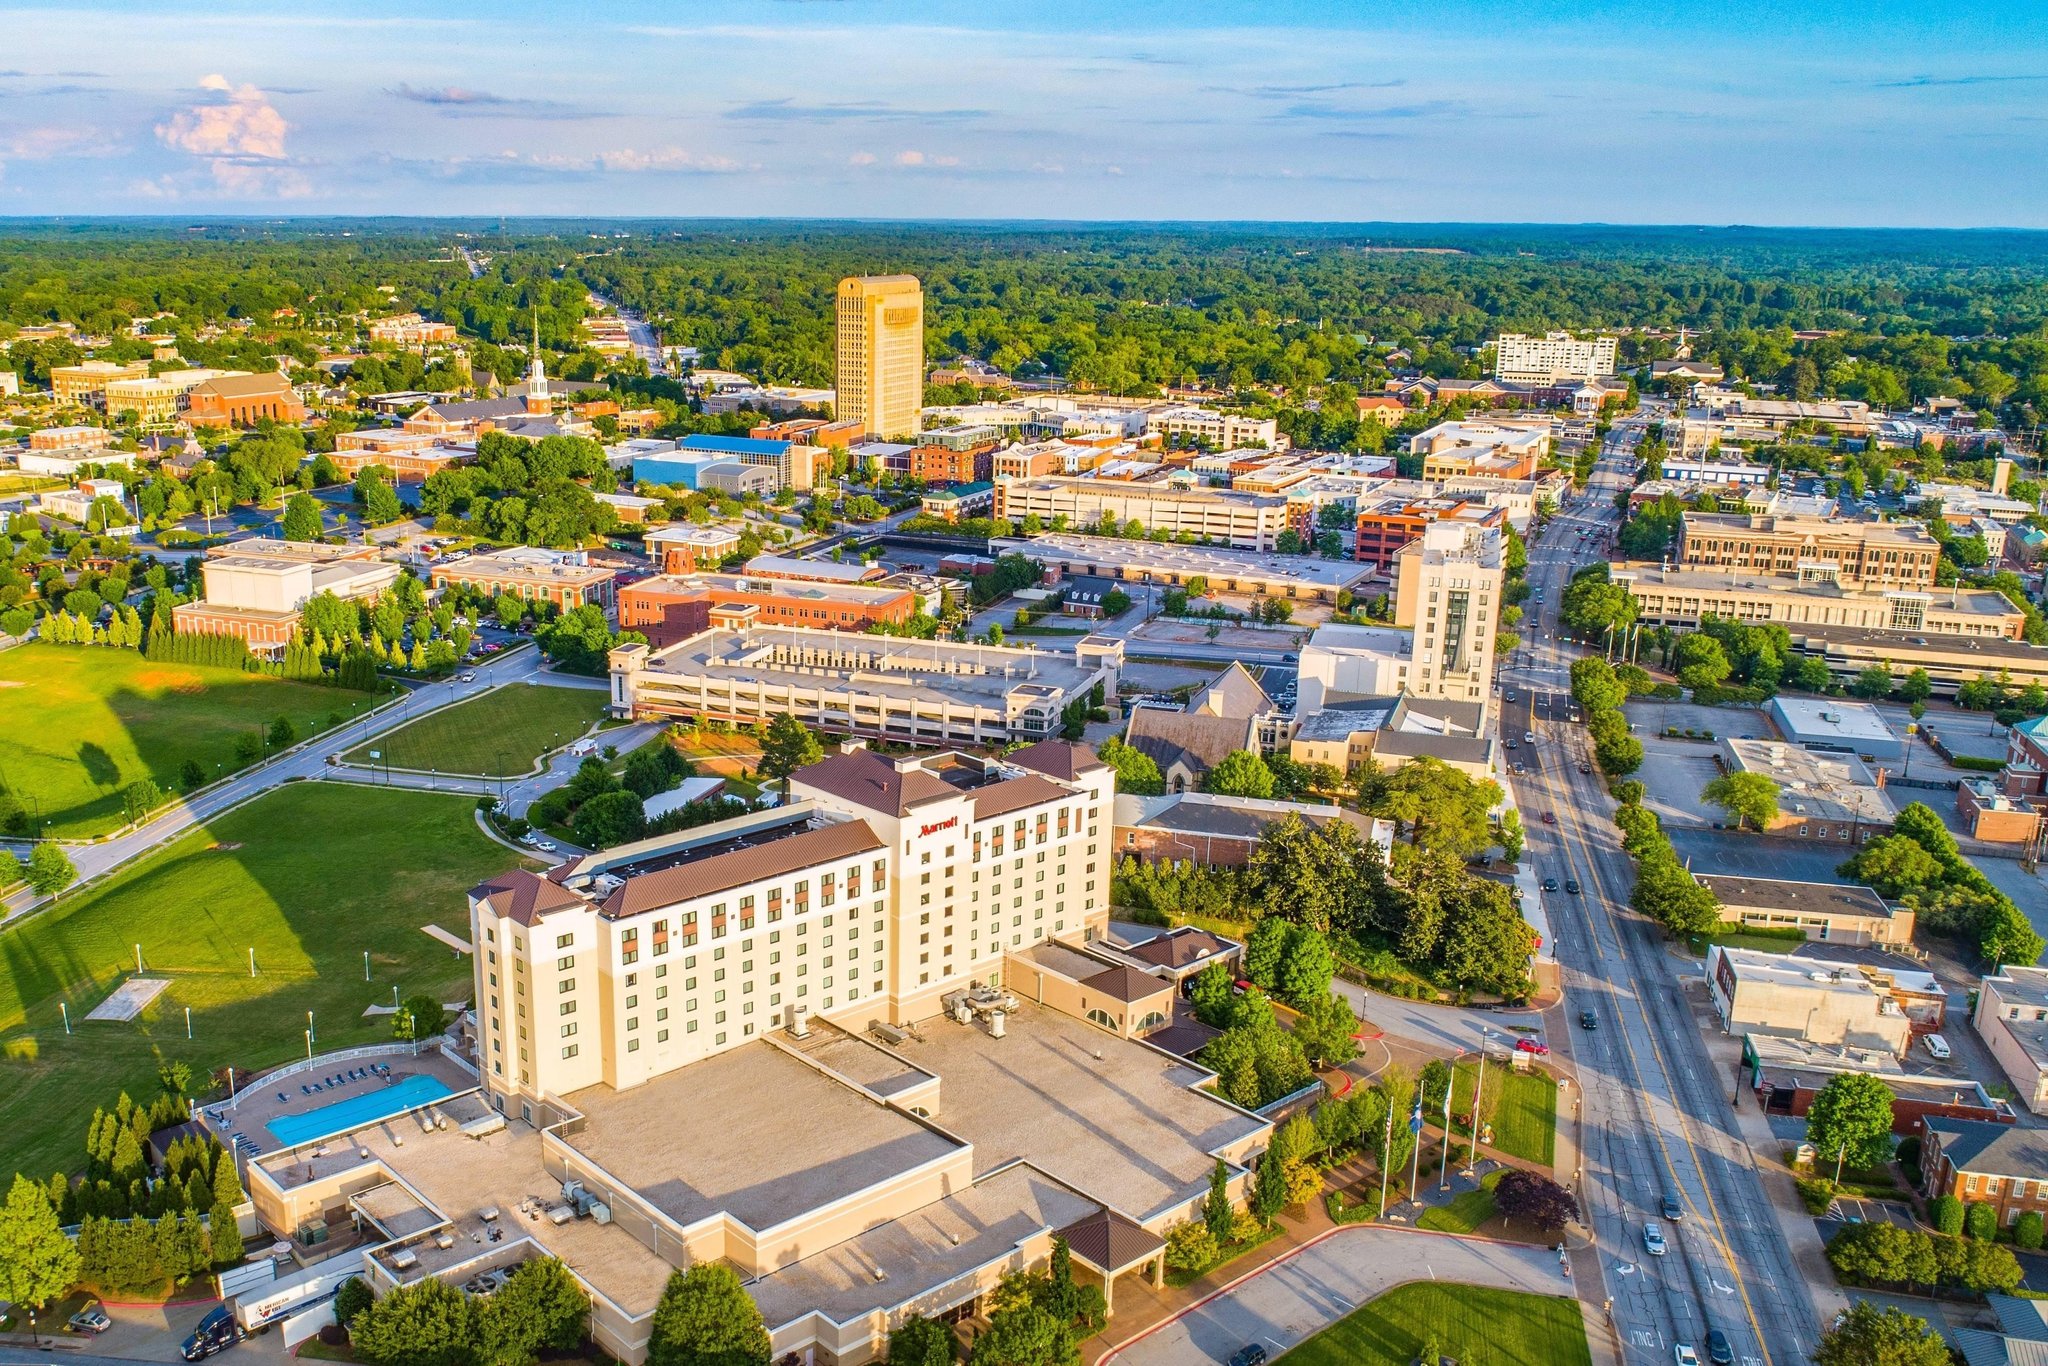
left=1924, top=1033, right=1952, bottom=1060
left=1674, top=1347, right=1699, bottom=1366
left=1643, top=1220, right=1667, bottom=1256
left=534, top=840, right=558, bottom=853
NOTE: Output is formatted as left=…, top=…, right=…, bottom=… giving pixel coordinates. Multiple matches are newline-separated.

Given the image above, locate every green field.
left=343, top=683, right=608, bottom=776
left=0, top=644, right=375, bottom=836
left=1454, top=1062, right=1558, bottom=1166
left=0, top=782, right=524, bottom=1181
left=1281, top=1283, right=1589, bottom=1366
left=1416, top=1167, right=1507, bottom=1235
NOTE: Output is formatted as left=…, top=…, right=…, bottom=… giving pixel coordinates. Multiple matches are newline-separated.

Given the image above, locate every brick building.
left=618, top=572, right=918, bottom=646
left=644, top=525, right=745, bottom=574
left=1921, top=1118, right=2048, bottom=1229
left=430, top=548, right=616, bottom=612
left=186, top=373, right=307, bottom=427
left=1112, top=791, right=1392, bottom=870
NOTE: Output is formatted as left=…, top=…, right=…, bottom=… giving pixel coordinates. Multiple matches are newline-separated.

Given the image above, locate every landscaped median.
left=1283, top=1281, right=1590, bottom=1366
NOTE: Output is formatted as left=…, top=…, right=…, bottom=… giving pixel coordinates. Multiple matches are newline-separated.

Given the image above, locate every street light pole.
left=1378, top=1104, right=1393, bottom=1218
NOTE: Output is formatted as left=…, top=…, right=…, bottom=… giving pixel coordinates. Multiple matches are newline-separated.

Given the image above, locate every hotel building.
left=993, top=477, right=1292, bottom=551
left=835, top=275, right=924, bottom=440
left=1492, top=331, right=1619, bottom=385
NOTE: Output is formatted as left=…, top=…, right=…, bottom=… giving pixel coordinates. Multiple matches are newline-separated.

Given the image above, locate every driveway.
left=1095, top=1228, right=1575, bottom=1366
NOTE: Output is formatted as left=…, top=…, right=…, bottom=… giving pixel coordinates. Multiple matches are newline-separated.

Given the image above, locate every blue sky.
left=1, top=0, right=2044, bottom=224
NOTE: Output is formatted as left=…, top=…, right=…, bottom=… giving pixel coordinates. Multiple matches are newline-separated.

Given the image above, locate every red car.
left=1514, top=1038, right=1550, bottom=1056
left=1541, top=811, right=1556, bottom=825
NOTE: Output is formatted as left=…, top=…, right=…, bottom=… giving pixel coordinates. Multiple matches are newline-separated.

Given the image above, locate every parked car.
left=1705, top=1329, right=1733, bottom=1365
left=182, top=1307, right=240, bottom=1362
left=67, top=1304, right=111, bottom=1336
left=1643, top=1221, right=1667, bottom=1256
left=534, top=840, right=558, bottom=854
left=1228, top=1347, right=1268, bottom=1366
left=1662, top=1193, right=1683, bottom=1221
left=1924, top=1033, right=1952, bottom=1060
left=1579, top=1010, right=1598, bottom=1030
left=1578, top=762, right=1592, bottom=774
left=1514, top=1038, right=1549, bottom=1056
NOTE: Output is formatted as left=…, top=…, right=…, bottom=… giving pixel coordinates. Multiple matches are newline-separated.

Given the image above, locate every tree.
left=1851, top=664, right=1893, bottom=700
left=354, top=469, right=404, bottom=526
left=1203, top=1158, right=1235, bottom=1244
left=1898, top=668, right=1934, bottom=704
left=269, top=714, right=297, bottom=749
left=1374, top=756, right=1502, bottom=857
left=1242, top=917, right=1292, bottom=992
left=573, top=789, right=646, bottom=849
left=969, top=1304, right=1074, bottom=1366
left=1250, top=1142, right=1287, bottom=1225
left=1700, top=772, right=1779, bottom=831
left=1838, top=836, right=1942, bottom=898
left=1290, top=992, right=1360, bottom=1069
left=1568, top=657, right=1625, bottom=713
left=1278, top=928, right=1337, bottom=1008
left=393, top=994, right=447, bottom=1042
left=1929, top=1195, right=1964, bottom=1236
left=281, top=492, right=323, bottom=542
left=179, top=758, right=208, bottom=793
left=2016, top=1210, right=2044, bottom=1251
left=647, top=1264, right=770, bottom=1366
left=1096, top=737, right=1164, bottom=796
left=888, top=1316, right=955, bottom=1366
left=1189, top=962, right=1236, bottom=1029
left=22, top=842, right=76, bottom=896
left=1493, top=1170, right=1580, bottom=1232
left=477, top=1258, right=589, bottom=1366
left=333, top=1276, right=374, bottom=1330
left=350, top=1278, right=476, bottom=1366
left=1965, top=1201, right=1997, bottom=1241
left=1804, top=1074, right=1895, bottom=1171
left=121, top=778, right=163, bottom=827
left=1202, top=750, right=1275, bottom=800
left=757, top=713, right=824, bottom=785
left=0, top=1173, right=79, bottom=1318
left=1672, top=633, right=1732, bottom=690
left=1813, top=1302, right=1948, bottom=1366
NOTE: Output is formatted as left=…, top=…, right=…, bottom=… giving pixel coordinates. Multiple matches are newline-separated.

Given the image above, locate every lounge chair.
left=278, top=1092, right=288, bottom=1103
left=300, top=1085, right=311, bottom=1096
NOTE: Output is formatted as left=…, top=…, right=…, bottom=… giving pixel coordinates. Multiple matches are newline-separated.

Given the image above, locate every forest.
left=3, top=220, right=2047, bottom=432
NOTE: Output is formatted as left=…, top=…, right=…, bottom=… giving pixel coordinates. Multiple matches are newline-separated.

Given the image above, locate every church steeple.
left=524, top=308, right=550, bottom=415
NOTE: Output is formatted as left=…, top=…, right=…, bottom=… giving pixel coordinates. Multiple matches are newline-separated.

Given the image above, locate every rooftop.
left=1712, top=946, right=1905, bottom=1002
left=561, top=1043, right=963, bottom=1234
left=1988, top=966, right=2048, bottom=1009
left=1721, top=738, right=1900, bottom=827
left=1115, top=791, right=1388, bottom=849
left=1697, top=875, right=1897, bottom=923
left=743, top=554, right=881, bottom=583
left=890, top=1001, right=1269, bottom=1225
left=990, top=532, right=1372, bottom=590
left=1927, top=1118, right=2048, bottom=1179
left=1770, top=697, right=1901, bottom=746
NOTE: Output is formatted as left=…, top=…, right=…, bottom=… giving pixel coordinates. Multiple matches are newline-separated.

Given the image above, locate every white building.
left=1493, top=331, right=1619, bottom=385
left=1145, top=407, right=1281, bottom=452
left=1662, top=459, right=1772, bottom=487
left=1975, top=966, right=2048, bottom=1115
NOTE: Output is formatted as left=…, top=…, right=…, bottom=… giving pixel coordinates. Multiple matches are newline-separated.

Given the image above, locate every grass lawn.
left=342, top=683, right=608, bottom=776
left=1416, top=1168, right=1506, bottom=1235
left=1281, top=1283, right=1589, bottom=1366
left=0, top=644, right=379, bottom=836
left=0, top=782, right=525, bottom=1181
left=1453, top=1062, right=1558, bottom=1167
left=1686, top=930, right=1804, bottom=956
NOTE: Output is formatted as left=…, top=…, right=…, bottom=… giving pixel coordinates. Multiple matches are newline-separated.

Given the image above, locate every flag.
left=1409, top=1097, right=1424, bottom=1134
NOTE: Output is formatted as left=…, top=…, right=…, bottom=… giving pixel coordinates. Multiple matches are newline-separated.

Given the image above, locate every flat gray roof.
left=992, top=533, right=1372, bottom=591
left=561, top=1044, right=962, bottom=1234
left=890, top=1001, right=1267, bottom=1225
left=745, top=1163, right=1095, bottom=1331
left=637, top=627, right=1103, bottom=707
left=1698, top=875, right=1896, bottom=922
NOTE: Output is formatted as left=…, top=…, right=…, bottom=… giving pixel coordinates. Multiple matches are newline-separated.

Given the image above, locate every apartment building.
left=172, top=540, right=398, bottom=655
left=644, top=524, right=744, bottom=574
left=1354, top=496, right=1506, bottom=569
left=430, top=548, right=617, bottom=612
left=1409, top=421, right=1549, bottom=481
left=836, top=275, right=924, bottom=440
left=619, top=573, right=918, bottom=646
left=993, top=476, right=1292, bottom=550
left=368, top=313, right=459, bottom=347
left=186, top=373, right=307, bottom=428
left=909, top=439, right=996, bottom=485
left=1921, top=1120, right=2048, bottom=1230
left=1975, top=967, right=2048, bottom=1115
left=50, top=360, right=152, bottom=406
left=1145, top=407, right=1279, bottom=451
left=1677, top=512, right=1940, bottom=590
left=609, top=628, right=1123, bottom=748
left=1492, top=332, right=1619, bottom=385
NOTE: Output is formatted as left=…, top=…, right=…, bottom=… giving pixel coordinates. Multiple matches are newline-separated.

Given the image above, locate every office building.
left=102, top=368, right=240, bottom=424
left=173, top=541, right=398, bottom=655
left=920, top=482, right=996, bottom=522
left=1354, top=497, right=1507, bottom=570
left=1974, top=967, right=2048, bottom=1115
left=1717, top=738, right=1896, bottom=841
left=619, top=573, right=919, bottom=646
left=1145, top=407, right=1280, bottom=451
left=1492, top=331, right=1619, bottom=385
left=1677, top=511, right=1939, bottom=590
left=993, top=477, right=1292, bottom=551
left=1408, top=421, right=1549, bottom=481
left=610, top=628, right=1123, bottom=748
left=1612, top=564, right=2022, bottom=640
left=990, top=532, right=1370, bottom=605
left=1767, top=696, right=1905, bottom=763
left=50, top=359, right=151, bottom=406
left=744, top=555, right=887, bottom=585
left=1706, top=946, right=1914, bottom=1055
left=37, top=478, right=131, bottom=527
left=429, top=548, right=617, bottom=612
left=1695, top=875, right=1915, bottom=950
left=836, top=275, right=924, bottom=440
left=368, top=314, right=459, bottom=347
left=1661, top=459, right=1771, bottom=486
left=1920, top=1123, right=2048, bottom=1232
left=1389, top=519, right=1506, bottom=706
left=644, top=524, right=745, bottom=574
left=1742, top=1034, right=2009, bottom=1132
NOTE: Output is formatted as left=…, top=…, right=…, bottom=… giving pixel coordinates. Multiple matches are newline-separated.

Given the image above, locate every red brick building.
left=619, top=573, right=917, bottom=646
left=186, top=373, right=306, bottom=427
left=909, top=441, right=997, bottom=485
left=1921, top=1118, right=2048, bottom=1230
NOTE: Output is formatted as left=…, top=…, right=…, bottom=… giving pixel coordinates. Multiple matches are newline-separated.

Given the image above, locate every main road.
left=1492, top=425, right=1824, bottom=1365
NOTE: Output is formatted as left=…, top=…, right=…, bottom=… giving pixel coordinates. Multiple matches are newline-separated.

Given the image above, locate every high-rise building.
left=1392, top=519, right=1506, bottom=707
left=835, top=274, right=924, bottom=439
left=1492, top=331, right=1619, bottom=385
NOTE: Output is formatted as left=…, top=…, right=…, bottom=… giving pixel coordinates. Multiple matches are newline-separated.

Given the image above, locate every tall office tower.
left=835, top=275, right=924, bottom=439
left=1393, top=519, right=1506, bottom=710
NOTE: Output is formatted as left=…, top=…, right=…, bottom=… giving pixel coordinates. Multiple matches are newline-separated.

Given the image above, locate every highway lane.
left=1497, top=435, right=1823, bottom=1365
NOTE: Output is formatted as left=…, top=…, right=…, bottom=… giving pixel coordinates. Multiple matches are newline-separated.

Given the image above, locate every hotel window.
left=561, top=1045, right=579, bottom=1060
left=556, top=933, right=574, bottom=949
left=627, top=1038, right=640, bottom=1053
left=625, top=994, right=638, bottom=1009
left=657, top=1029, right=668, bottom=1043
left=556, top=955, right=574, bottom=971
left=561, top=1022, right=577, bottom=1038
left=559, top=999, right=576, bottom=1014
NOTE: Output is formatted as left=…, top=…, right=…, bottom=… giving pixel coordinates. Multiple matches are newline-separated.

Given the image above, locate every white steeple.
left=525, top=308, right=550, bottom=415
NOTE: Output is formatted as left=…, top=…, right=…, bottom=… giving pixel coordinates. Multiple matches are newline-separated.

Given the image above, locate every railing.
left=224, top=1041, right=440, bottom=1108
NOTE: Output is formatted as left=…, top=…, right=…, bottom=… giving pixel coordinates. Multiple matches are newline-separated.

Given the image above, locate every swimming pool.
left=265, top=1073, right=455, bottom=1147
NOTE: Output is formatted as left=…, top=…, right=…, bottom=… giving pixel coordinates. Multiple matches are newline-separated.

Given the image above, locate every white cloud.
left=848, top=150, right=877, bottom=166
left=158, top=74, right=291, bottom=160
left=894, top=149, right=959, bottom=167
left=4, top=125, right=112, bottom=160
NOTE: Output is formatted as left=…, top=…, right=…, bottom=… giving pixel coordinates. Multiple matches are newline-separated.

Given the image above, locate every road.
left=0, top=646, right=580, bottom=921
left=1493, top=426, right=1823, bottom=1365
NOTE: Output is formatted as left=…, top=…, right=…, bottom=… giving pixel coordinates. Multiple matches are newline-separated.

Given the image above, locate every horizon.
left=2, top=0, right=2044, bottom=226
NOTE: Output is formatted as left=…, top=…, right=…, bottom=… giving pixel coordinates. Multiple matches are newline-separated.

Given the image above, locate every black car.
left=1541, top=877, right=1559, bottom=892
left=1579, top=1010, right=1598, bottom=1030
left=1564, top=878, right=1581, bottom=895
left=1578, top=762, right=1591, bottom=774
left=1705, top=1329, right=1733, bottom=1366
left=1228, top=1348, right=1268, bottom=1366
left=1662, top=1193, right=1683, bottom=1221
left=182, top=1307, right=239, bottom=1362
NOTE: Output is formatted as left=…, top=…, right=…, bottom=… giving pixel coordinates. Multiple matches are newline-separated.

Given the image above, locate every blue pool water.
left=265, top=1073, right=454, bottom=1147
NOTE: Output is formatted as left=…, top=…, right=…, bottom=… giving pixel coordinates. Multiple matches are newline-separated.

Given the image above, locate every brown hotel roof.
left=597, top=820, right=885, bottom=917
left=796, top=750, right=956, bottom=816
left=470, top=871, right=585, bottom=925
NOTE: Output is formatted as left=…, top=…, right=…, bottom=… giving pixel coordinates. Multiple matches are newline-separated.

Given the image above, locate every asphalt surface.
left=1501, top=432, right=1823, bottom=1366
left=1, top=645, right=578, bottom=921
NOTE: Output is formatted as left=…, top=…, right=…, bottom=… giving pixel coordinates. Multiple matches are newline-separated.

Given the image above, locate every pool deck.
left=204, top=1049, right=480, bottom=1156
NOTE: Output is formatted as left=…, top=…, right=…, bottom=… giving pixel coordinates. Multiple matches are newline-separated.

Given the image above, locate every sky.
left=1, top=0, right=2045, bottom=226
